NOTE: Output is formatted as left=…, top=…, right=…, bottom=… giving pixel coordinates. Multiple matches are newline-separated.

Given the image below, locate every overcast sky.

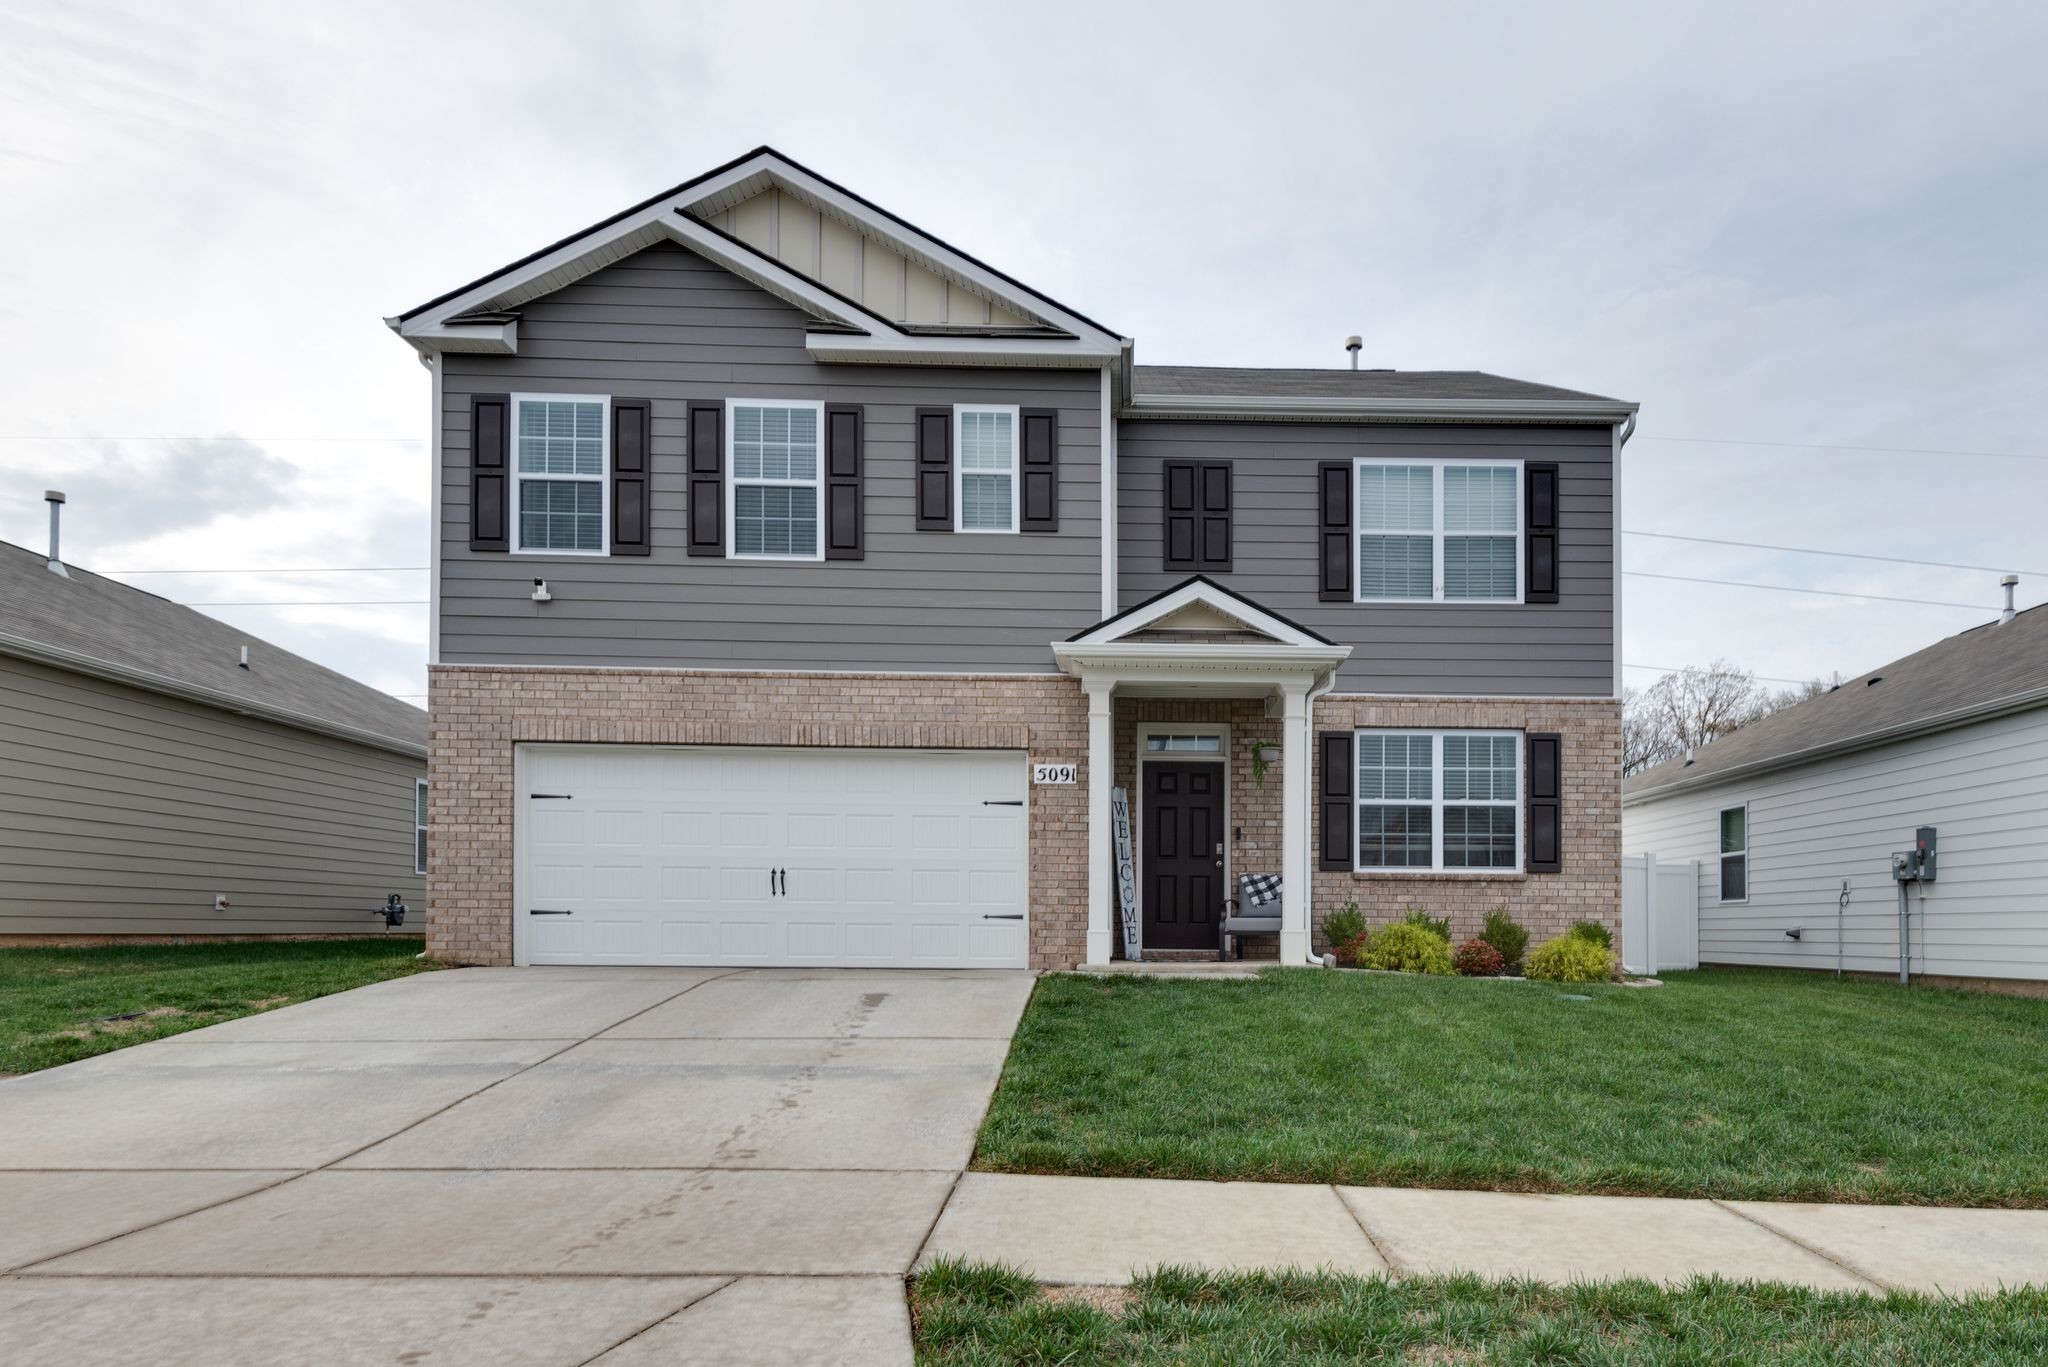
left=3, top=0, right=2043, bottom=707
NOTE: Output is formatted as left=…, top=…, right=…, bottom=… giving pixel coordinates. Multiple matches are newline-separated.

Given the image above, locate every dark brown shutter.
left=1527, top=732, right=1562, bottom=873
left=1020, top=408, right=1058, bottom=532
left=1525, top=462, right=1559, bottom=604
left=686, top=402, right=724, bottom=557
left=1163, top=460, right=1197, bottom=570
left=1318, top=460, right=1352, bottom=601
left=1198, top=461, right=1233, bottom=572
left=915, top=407, right=952, bottom=530
left=468, top=393, right=510, bottom=552
left=824, top=404, right=863, bottom=561
left=1318, top=730, right=1355, bottom=871
left=609, top=399, right=651, bottom=557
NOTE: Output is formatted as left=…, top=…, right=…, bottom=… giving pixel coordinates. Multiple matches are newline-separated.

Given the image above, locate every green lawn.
left=913, top=1261, right=2048, bottom=1365
left=0, top=939, right=437, bottom=1077
left=974, top=967, right=2048, bottom=1207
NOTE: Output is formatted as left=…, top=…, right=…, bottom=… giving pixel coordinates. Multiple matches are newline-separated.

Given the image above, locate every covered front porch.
left=1054, top=579, right=1352, bottom=967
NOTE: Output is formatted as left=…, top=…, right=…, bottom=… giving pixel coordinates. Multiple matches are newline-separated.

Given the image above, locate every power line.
left=1633, top=435, right=2047, bottom=463
left=1624, top=569, right=1990, bottom=610
left=1623, top=530, right=2042, bottom=579
left=1623, top=662, right=1815, bottom=687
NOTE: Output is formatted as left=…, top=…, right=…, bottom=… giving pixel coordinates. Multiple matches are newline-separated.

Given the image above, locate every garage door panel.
left=520, top=746, right=1026, bottom=969
left=660, top=865, right=712, bottom=902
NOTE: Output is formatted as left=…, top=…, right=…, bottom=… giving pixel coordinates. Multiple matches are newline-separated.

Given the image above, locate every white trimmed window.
left=1356, top=457, right=1522, bottom=602
left=728, top=400, right=823, bottom=560
left=1719, top=805, right=1748, bottom=902
left=1356, top=729, right=1521, bottom=872
left=513, top=394, right=608, bottom=554
left=414, top=778, right=428, bottom=876
left=956, top=405, right=1019, bottom=532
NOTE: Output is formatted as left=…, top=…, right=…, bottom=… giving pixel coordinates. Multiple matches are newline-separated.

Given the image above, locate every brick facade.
left=428, top=665, right=1089, bottom=969
left=428, top=667, right=1619, bottom=971
left=1310, top=696, right=1623, bottom=956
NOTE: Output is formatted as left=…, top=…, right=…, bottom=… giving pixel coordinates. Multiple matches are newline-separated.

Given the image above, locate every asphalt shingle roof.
left=1131, top=365, right=1621, bottom=404
left=1626, top=602, right=2048, bottom=800
left=0, top=540, right=426, bottom=755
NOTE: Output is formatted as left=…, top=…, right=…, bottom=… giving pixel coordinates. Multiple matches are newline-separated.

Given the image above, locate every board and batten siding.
left=1115, top=421, right=1614, bottom=696
left=437, top=239, right=1103, bottom=673
left=1622, top=706, right=2048, bottom=982
left=0, top=654, right=426, bottom=937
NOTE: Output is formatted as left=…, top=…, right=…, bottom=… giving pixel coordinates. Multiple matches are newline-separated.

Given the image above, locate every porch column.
left=1084, top=677, right=1115, bottom=966
left=1279, top=680, right=1313, bottom=965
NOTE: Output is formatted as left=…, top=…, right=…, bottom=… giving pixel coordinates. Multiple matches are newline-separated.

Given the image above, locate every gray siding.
left=1116, top=421, right=1615, bottom=695
left=0, top=655, right=426, bottom=936
left=1622, top=707, right=2048, bottom=982
left=439, top=240, right=1103, bottom=672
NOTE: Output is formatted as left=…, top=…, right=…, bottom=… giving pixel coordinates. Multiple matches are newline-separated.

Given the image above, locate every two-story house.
left=390, top=147, right=1632, bottom=971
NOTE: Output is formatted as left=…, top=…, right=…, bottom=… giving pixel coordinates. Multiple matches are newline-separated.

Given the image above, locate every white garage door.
left=516, top=745, right=1028, bottom=968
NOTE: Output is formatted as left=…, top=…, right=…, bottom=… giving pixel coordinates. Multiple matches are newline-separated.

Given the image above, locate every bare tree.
left=1623, top=660, right=1834, bottom=776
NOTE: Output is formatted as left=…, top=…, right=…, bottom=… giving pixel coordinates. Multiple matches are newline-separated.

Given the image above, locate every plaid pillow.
left=1239, top=872, right=1282, bottom=907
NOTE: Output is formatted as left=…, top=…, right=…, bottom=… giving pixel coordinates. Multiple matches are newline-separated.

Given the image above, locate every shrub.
left=1525, top=932, right=1616, bottom=983
left=1569, top=919, right=1614, bottom=950
left=1479, top=908, right=1528, bottom=973
left=1322, top=903, right=1368, bottom=965
left=1359, top=921, right=1454, bottom=975
left=1453, top=938, right=1505, bottom=977
left=1397, top=907, right=1452, bottom=943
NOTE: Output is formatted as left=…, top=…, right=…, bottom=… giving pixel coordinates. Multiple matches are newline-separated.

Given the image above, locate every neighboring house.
left=0, top=534, right=428, bottom=940
left=389, top=146, right=1634, bottom=971
left=1624, top=596, right=2048, bottom=987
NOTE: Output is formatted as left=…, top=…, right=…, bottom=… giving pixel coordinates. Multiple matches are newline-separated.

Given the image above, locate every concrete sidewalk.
left=921, top=1172, right=2048, bottom=1294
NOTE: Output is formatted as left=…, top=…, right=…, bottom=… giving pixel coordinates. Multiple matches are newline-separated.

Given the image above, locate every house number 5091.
left=1033, top=762, right=1078, bottom=785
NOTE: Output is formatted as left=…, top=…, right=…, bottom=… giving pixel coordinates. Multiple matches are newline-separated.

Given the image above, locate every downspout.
left=1301, top=667, right=1342, bottom=967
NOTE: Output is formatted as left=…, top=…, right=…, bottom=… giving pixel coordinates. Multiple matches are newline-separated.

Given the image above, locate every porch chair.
left=1219, top=872, right=1282, bottom=960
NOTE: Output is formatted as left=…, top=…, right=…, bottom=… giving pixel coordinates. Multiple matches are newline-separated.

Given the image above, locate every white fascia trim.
left=1621, top=686, right=2048, bottom=807
left=805, top=333, right=1121, bottom=367
left=1611, top=419, right=1624, bottom=700
left=428, top=354, right=443, bottom=667
left=1068, top=580, right=1333, bottom=650
left=1100, top=366, right=1117, bottom=620
left=676, top=158, right=1124, bottom=350
left=1054, top=641, right=1354, bottom=677
left=1125, top=394, right=1640, bottom=424
left=0, top=634, right=427, bottom=760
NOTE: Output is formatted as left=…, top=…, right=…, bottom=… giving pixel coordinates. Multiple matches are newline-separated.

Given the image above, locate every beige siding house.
left=0, top=538, right=427, bottom=940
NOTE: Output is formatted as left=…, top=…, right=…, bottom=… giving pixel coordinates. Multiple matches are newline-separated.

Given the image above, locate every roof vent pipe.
left=44, top=491, right=67, bottom=577
left=239, top=646, right=250, bottom=671
left=1344, top=335, right=1362, bottom=370
left=2000, top=574, right=2019, bottom=624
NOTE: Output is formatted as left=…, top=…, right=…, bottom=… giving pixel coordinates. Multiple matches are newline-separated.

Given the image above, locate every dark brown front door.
left=1142, top=761, right=1225, bottom=950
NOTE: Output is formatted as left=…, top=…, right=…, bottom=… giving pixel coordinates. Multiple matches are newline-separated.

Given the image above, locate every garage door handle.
left=529, top=793, right=573, bottom=800
left=530, top=908, right=573, bottom=915
left=982, top=800, right=1023, bottom=807
left=982, top=914, right=1023, bottom=920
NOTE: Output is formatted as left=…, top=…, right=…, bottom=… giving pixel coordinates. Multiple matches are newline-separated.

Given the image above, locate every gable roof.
left=1625, top=602, right=2048, bottom=802
left=1067, top=575, right=1336, bottom=647
left=387, top=146, right=1125, bottom=368
left=1127, top=365, right=1635, bottom=424
left=0, top=541, right=426, bottom=759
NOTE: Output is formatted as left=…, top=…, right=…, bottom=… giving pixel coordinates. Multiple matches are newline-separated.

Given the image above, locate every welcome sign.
left=1110, top=786, right=1139, bottom=960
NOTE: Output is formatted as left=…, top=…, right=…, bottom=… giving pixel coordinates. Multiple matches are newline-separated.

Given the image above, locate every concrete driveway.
left=0, top=966, right=1036, bottom=1366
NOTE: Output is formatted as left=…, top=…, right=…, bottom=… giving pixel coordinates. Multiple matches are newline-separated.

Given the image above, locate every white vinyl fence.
left=1621, top=852, right=1699, bottom=974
